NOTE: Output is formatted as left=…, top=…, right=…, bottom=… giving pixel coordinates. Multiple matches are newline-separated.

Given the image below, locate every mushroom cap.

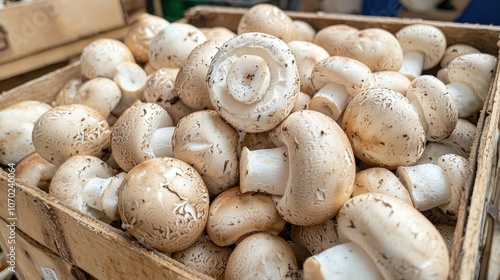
left=15, top=152, right=57, bottom=192
left=396, top=24, right=447, bottom=70
left=75, top=77, right=122, bottom=118
left=207, top=32, right=300, bottom=133
left=311, top=56, right=373, bottom=97
left=313, top=24, right=359, bottom=56
left=111, top=102, right=173, bottom=172
left=372, top=71, right=411, bottom=96
left=414, top=142, right=458, bottom=165
left=224, top=232, right=298, bottom=280
left=337, top=193, right=449, bottom=280
left=341, top=28, right=403, bottom=72
left=440, top=118, right=476, bottom=157
left=237, top=4, right=297, bottom=43
left=149, top=23, right=207, bottom=69
left=118, top=157, right=210, bottom=253
left=175, top=40, right=223, bottom=110
left=0, top=100, right=52, bottom=165
left=269, top=110, right=356, bottom=226
left=288, top=40, right=330, bottom=96
left=49, top=155, right=117, bottom=222
left=172, top=110, right=240, bottom=195
left=447, top=53, right=498, bottom=101
left=406, top=75, right=458, bottom=142
left=440, top=44, right=481, bottom=68
left=437, top=154, right=468, bottom=219
left=124, top=13, right=170, bottom=63
left=292, top=20, right=316, bottom=42
left=32, top=104, right=111, bottom=165
left=352, top=167, right=413, bottom=205
left=80, top=38, right=135, bottom=80
left=171, top=233, right=232, bottom=280
left=199, top=26, right=236, bottom=43
left=342, top=88, right=426, bottom=169
left=292, top=91, right=311, bottom=112
left=205, top=186, right=286, bottom=247
left=290, top=219, right=340, bottom=255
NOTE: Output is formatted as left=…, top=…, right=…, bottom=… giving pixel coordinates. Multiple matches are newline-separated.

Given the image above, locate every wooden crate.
left=0, top=0, right=146, bottom=83
left=1, top=5, right=500, bottom=279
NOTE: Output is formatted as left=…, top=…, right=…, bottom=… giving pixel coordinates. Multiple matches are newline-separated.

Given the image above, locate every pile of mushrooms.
left=1, top=4, right=498, bottom=279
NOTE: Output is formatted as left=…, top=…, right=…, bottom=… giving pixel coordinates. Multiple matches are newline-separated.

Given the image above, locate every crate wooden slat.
left=0, top=5, right=499, bottom=279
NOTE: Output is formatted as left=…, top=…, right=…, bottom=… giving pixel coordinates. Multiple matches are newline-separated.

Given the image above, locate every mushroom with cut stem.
left=436, top=44, right=480, bottom=83
left=303, top=242, right=384, bottom=280
left=172, top=110, right=239, bottom=195
left=396, top=24, right=447, bottom=80
left=290, top=219, right=340, bottom=255
left=205, top=186, right=286, bottom=247
left=337, top=193, right=449, bottom=280
left=0, top=100, right=52, bottom=165
left=224, top=232, right=299, bottom=280
left=111, top=102, right=174, bottom=172
left=240, top=110, right=356, bottom=226
left=32, top=104, right=111, bottom=166
left=207, top=32, right=300, bottom=133
left=112, top=61, right=149, bottom=117
left=15, top=152, right=57, bottom=192
left=308, top=56, right=373, bottom=121
left=118, top=157, right=210, bottom=253
left=49, top=155, right=126, bottom=223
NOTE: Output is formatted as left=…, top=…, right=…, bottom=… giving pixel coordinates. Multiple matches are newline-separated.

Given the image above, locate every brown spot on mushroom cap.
left=118, top=157, right=210, bottom=253
left=342, top=88, right=426, bottom=169
left=206, top=186, right=286, bottom=247
left=32, top=104, right=111, bottom=166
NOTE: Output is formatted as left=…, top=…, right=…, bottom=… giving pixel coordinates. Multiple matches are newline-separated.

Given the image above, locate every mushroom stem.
left=446, top=82, right=483, bottom=118
left=152, top=126, right=175, bottom=157
left=81, top=172, right=126, bottom=221
left=240, top=146, right=289, bottom=195
left=226, top=54, right=271, bottom=105
left=399, top=51, right=424, bottom=80
left=308, top=83, right=350, bottom=120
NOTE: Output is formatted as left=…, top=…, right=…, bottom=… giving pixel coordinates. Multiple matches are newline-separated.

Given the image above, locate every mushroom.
left=436, top=44, right=480, bottom=83
left=340, top=28, right=403, bottom=72
left=337, top=193, right=449, bottom=280
left=205, top=186, right=286, bottom=247
left=312, top=24, right=359, bottom=56
left=52, top=78, right=82, bottom=107
left=237, top=4, right=297, bottom=43
left=175, top=40, right=223, bottom=110
left=292, top=20, right=316, bottom=42
left=15, top=152, right=57, bottom=192
left=71, top=77, right=122, bottom=119
left=290, top=219, right=340, bottom=255
left=112, top=61, right=149, bottom=116
left=287, top=41, right=330, bottom=96
left=352, top=167, right=413, bottom=205
left=396, top=153, right=468, bottom=212
left=224, top=232, right=299, bottom=280
left=142, top=67, right=194, bottom=125
left=440, top=118, right=477, bottom=157
left=172, top=110, right=239, bottom=195
left=396, top=24, right=447, bottom=80
left=435, top=224, right=455, bottom=254
left=32, top=104, right=111, bottom=166
left=445, top=53, right=497, bottom=118
left=371, top=71, right=411, bottom=96
left=171, top=233, right=232, bottom=280
left=240, top=110, right=356, bottom=226
left=405, top=75, right=458, bottom=142
left=0, top=100, right=51, bottom=165
left=80, top=38, right=135, bottom=80
left=292, top=92, right=311, bottom=112
left=124, top=13, right=170, bottom=64
left=118, top=157, right=210, bottom=253
left=308, top=56, right=373, bottom=121
left=148, top=23, right=207, bottom=69
left=49, top=155, right=126, bottom=223
left=199, top=26, right=236, bottom=43
left=413, top=142, right=458, bottom=165
left=206, top=32, right=300, bottom=133
left=342, top=88, right=426, bottom=169
left=303, top=242, right=384, bottom=280
left=111, top=102, right=174, bottom=172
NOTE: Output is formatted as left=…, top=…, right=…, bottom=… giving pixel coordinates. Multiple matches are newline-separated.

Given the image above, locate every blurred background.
left=153, top=0, right=500, bottom=25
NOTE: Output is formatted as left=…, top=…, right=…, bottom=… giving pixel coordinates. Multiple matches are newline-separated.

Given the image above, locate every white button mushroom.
left=292, top=92, right=311, bottom=112
left=70, top=77, right=122, bottom=119
left=199, top=26, right=236, bottom=43
left=207, top=32, right=300, bottom=133
left=32, top=104, right=111, bottom=166
left=337, top=193, right=449, bottom=280
left=290, top=219, right=340, bottom=255
left=172, top=110, right=239, bottom=195
left=342, top=88, right=426, bottom=169
left=112, top=61, right=149, bottom=116
left=312, top=24, right=359, bottom=56
left=224, top=232, right=299, bottom=280
left=372, top=71, right=411, bottom=96
left=292, top=20, right=316, bottom=42
left=80, top=38, right=135, bottom=80
left=436, top=44, right=481, bottom=83
left=308, top=56, right=373, bottom=121
left=49, top=155, right=125, bottom=223
left=240, top=110, right=356, bottom=226
left=437, top=154, right=468, bottom=219
left=0, top=100, right=51, bottom=165
left=396, top=24, right=447, bottom=80
left=205, top=186, right=286, bottom=247
left=118, top=157, right=210, bottom=253
left=111, top=102, right=174, bottom=172
left=15, top=152, right=57, bottom=193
